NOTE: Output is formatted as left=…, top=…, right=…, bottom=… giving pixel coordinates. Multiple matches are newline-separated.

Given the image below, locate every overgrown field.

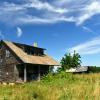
left=0, top=72, right=100, bottom=100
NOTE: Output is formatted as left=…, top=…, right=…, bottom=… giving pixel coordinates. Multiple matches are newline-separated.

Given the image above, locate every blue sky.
left=0, top=0, right=100, bottom=66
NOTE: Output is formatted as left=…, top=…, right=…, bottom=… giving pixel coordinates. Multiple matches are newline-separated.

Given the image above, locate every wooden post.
left=37, top=65, right=40, bottom=81
left=49, top=66, right=50, bottom=72
left=24, top=64, right=27, bottom=82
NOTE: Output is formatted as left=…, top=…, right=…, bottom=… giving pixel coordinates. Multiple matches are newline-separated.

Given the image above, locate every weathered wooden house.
left=0, top=40, right=59, bottom=83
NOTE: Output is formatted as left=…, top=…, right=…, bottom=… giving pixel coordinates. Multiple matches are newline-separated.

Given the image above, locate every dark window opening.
left=14, top=43, right=44, bottom=56
left=24, top=47, right=44, bottom=56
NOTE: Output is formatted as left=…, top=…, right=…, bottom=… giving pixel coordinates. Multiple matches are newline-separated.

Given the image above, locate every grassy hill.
left=0, top=72, right=100, bottom=100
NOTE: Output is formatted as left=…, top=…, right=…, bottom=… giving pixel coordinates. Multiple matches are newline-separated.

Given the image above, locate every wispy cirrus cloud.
left=16, top=27, right=23, bottom=37
left=0, top=0, right=100, bottom=25
left=26, top=0, right=68, bottom=14
left=69, top=36, right=100, bottom=55
left=82, top=26, right=98, bottom=35
left=77, top=1, right=100, bottom=25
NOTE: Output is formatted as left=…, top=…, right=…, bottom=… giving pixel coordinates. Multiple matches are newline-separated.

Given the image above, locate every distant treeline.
left=88, top=66, right=100, bottom=73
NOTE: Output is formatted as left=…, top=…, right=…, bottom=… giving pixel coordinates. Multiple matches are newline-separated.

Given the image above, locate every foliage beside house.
left=59, top=51, right=81, bottom=72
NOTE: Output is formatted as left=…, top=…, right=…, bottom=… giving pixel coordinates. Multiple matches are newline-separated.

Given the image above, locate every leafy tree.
left=60, top=53, right=72, bottom=70
left=71, top=51, right=81, bottom=68
left=60, top=51, right=81, bottom=71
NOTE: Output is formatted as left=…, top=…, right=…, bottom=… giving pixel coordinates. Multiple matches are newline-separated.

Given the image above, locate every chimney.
left=33, top=42, right=38, bottom=47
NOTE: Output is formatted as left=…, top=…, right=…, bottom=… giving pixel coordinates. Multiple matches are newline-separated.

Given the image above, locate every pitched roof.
left=3, top=41, right=60, bottom=66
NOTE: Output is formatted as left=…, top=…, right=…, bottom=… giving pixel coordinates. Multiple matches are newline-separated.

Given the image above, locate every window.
left=6, top=50, right=10, bottom=57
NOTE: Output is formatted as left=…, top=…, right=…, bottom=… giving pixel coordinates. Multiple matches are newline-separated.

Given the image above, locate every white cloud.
left=69, top=36, right=100, bottom=55
left=0, top=31, right=5, bottom=39
left=0, top=0, right=100, bottom=25
left=16, top=27, right=23, bottom=37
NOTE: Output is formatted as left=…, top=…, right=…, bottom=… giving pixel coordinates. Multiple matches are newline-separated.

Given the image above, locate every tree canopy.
left=60, top=51, right=81, bottom=71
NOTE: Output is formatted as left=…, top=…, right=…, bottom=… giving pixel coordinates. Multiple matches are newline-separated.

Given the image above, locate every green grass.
left=0, top=72, right=100, bottom=100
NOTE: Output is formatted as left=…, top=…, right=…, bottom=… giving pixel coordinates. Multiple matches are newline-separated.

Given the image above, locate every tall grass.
left=0, top=72, right=100, bottom=100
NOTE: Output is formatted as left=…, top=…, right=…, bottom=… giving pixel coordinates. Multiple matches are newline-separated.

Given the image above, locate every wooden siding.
left=0, top=44, right=21, bottom=82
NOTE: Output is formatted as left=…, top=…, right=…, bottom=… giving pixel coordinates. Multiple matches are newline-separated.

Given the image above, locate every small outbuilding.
left=66, top=66, right=88, bottom=73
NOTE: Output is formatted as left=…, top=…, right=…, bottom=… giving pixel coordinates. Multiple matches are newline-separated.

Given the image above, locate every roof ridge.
left=3, top=40, right=46, bottom=50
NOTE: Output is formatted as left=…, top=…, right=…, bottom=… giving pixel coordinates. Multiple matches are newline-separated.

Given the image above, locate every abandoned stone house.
left=0, top=40, right=59, bottom=83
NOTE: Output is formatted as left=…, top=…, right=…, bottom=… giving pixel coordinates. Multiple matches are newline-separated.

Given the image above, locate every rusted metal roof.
left=3, top=41, right=60, bottom=66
